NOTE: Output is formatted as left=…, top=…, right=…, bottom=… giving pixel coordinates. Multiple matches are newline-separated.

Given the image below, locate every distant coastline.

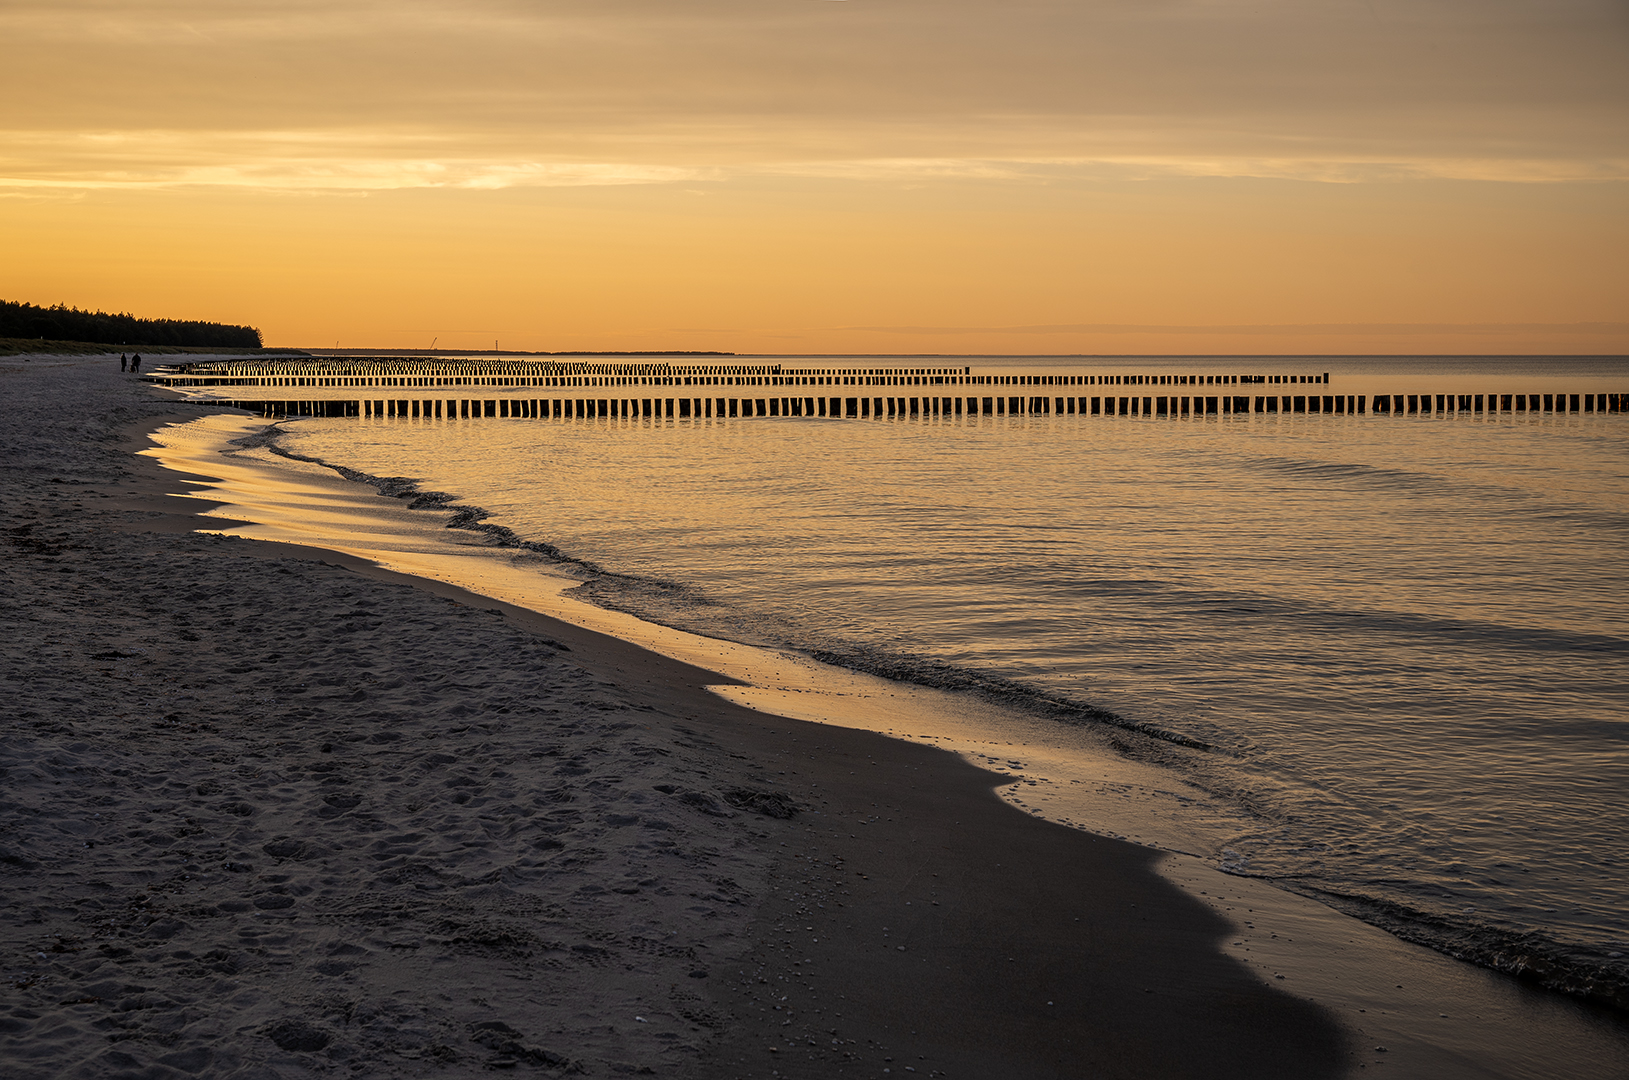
left=0, top=337, right=307, bottom=358
left=1, top=299, right=262, bottom=350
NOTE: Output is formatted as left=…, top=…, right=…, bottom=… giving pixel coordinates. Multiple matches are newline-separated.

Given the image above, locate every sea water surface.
left=262, top=355, right=1629, bottom=993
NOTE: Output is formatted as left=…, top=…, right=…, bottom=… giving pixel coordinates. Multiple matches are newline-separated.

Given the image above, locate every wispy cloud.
left=2, top=129, right=1622, bottom=194
left=756, top=155, right=1629, bottom=185
left=0, top=160, right=702, bottom=193
left=0, top=131, right=707, bottom=192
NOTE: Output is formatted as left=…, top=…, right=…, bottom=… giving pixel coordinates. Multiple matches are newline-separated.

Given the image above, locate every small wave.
left=1288, top=884, right=1629, bottom=1011
left=1228, top=451, right=1469, bottom=497
left=1132, top=580, right=1629, bottom=659
left=572, top=559, right=1216, bottom=750
left=244, top=424, right=597, bottom=571
left=1228, top=449, right=1629, bottom=537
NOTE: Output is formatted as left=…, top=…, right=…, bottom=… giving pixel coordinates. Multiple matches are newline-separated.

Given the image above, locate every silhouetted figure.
left=119, top=354, right=127, bottom=372
left=130, top=353, right=141, bottom=373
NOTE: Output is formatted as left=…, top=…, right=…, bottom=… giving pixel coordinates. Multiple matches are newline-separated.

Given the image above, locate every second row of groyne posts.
left=147, top=358, right=1629, bottom=421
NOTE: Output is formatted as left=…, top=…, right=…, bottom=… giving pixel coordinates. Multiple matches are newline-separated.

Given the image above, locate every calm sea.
left=272, top=355, right=1629, bottom=990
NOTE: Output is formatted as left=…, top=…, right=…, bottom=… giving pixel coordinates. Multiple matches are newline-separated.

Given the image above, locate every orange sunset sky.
left=3, top=0, right=1626, bottom=355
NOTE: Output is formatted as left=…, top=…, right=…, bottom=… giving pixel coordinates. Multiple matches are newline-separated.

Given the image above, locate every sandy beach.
left=3, top=357, right=1627, bottom=1079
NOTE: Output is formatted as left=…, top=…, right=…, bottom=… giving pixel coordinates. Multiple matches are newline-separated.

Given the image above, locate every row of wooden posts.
left=147, top=358, right=1330, bottom=392
left=1371, top=392, right=1621, bottom=414
left=219, top=391, right=1629, bottom=421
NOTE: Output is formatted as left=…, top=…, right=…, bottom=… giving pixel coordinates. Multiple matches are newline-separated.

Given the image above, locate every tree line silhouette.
left=1, top=300, right=262, bottom=348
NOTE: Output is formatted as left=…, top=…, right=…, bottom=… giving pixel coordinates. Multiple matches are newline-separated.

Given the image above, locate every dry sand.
left=1, top=357, right=1624, bottom=1079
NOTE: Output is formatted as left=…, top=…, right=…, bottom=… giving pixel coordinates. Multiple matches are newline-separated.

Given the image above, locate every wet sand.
left=2, top=357, right=1625, bottom=1078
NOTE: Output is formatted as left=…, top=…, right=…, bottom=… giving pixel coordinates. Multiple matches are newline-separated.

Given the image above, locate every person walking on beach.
left=119, top=353, right=127, bottom=372
left=130, top=353, right=141, bottom=373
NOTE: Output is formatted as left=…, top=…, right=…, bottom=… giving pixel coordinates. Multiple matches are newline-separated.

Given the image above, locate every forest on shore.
left=0, top=300, right=262, bottom=349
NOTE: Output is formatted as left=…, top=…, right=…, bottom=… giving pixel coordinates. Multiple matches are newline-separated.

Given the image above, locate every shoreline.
left=1, top=356, right=1624, bottom=1077
left=133, top=405, right=1629, bottom=1075
left=150, top=395, right=1628, bottom=1009
left=123, top=371, right=1629, bottom=1073
left=129, top=378, right=1629, bottom=1065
